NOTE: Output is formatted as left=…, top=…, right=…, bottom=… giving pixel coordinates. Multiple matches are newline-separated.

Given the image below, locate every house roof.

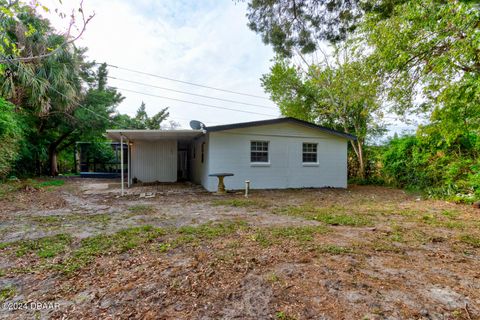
left=106, top=129, right=204, bottom=142
left=205, top=117, right=357, bottom=140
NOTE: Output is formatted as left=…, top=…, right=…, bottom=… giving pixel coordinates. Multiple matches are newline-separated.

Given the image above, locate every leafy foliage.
left=262, top=46, right=385, bottom=177
left=0, top=98, right=22, bottom=178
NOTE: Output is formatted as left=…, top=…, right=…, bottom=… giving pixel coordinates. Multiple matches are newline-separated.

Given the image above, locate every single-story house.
left=106, top=117, right=356, bottom=192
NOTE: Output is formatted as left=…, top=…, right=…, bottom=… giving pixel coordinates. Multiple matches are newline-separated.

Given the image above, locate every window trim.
left=250, top=140, right=270, bottom=165
left=302, top=142, right=318, bottom=165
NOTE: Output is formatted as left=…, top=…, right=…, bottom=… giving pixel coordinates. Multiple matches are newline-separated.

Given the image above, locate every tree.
left=133, top=101, right=169, bottom=129
left=363, top=0, right=480, bottom=116
left=262, top=46, right=385, bottom=178
left=0, top=5, right=123, bottom=176
left=0, top=97, right=22, bottom=178
left=0, top=0, right=94, bottom=64
left=245, top=0, right=406, bottom=56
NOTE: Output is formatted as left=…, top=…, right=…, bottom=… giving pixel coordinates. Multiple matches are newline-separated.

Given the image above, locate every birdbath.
left=209, top=173, right=234, bottom=194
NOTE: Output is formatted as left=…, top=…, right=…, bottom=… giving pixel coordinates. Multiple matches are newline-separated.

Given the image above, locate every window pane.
left=251, top=141, right=269, bottom=162
left=302, top=143, right=317, bottom=163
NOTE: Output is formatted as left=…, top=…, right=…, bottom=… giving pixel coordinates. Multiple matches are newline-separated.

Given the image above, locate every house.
left=106, top=117, right=356, bottom=192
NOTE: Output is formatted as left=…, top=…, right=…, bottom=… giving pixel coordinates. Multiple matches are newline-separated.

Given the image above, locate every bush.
left=381, top=133, right=480, bottom=203
left=0, top=98, right=22, bottom=179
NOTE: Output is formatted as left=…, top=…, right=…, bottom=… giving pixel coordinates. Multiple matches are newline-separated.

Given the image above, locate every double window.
left=250, top=141, right=317, bottom=164
left=302, top=143, right=318, bottom=163
left=250, top=141, right=269, bottom=163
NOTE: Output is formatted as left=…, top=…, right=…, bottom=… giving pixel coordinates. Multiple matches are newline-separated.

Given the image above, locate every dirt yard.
left=0, top=178, right=479, bottom=320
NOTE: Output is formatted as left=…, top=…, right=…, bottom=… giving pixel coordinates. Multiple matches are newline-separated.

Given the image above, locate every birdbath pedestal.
left=209, top=173, right=234, bottom=194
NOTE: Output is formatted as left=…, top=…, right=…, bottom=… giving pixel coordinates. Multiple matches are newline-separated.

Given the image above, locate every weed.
left=178, top=220, right=247, bottom=240
left=460, top=234, right=480, bottom=248
left=317, top=244, right=353, bottom=254
left=267, top=272, right=279, bottom=283
left=212, top=198, right=269, bottom=209
left=251, top=225, right=327, bottom=247
left=157, top=243, right=172, bottom=252
left=441, top=210, right=461, bottom=219
left=251, top=231, right=272, bottom=247
left=128, top=204, right=156, bottom=215
left=36, top=180, right=64, bottom=188
left=15, top=234, right=72, bottom=258
left=0, top=286, right=15, bottom=302
left=276, top=311, right=296, bottom=320
left=273, top=205, right=372, bottom=227
left=31, top=216, right=62, bottom=225
left=58, top=225, right=165, bottom=274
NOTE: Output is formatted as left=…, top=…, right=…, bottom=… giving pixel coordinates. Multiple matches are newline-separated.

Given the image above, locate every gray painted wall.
left=203, top=122, right=348, bottom=191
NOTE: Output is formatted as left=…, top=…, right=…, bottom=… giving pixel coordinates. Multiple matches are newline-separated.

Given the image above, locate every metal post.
left=120, top=134, right=124, bottom=196
left=127, top=139, right=131, bottom=188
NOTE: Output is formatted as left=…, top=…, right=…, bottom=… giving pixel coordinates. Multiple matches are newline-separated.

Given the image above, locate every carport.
left=106, top=129, right=205, bottom=195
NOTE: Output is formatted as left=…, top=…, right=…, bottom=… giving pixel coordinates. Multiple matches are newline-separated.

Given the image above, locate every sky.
left=42, top=0, right=414, bottom=135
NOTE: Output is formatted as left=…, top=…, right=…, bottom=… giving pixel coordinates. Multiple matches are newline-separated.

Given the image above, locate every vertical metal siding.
left=131, top=140, right=177, bottom=183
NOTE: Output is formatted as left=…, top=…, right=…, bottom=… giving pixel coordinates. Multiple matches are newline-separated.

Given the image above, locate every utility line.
left=107, top=75, right=277, bottom=110
left=115, top=87, right=277, bottom=117
left=101, top=62, right=270, bottom=100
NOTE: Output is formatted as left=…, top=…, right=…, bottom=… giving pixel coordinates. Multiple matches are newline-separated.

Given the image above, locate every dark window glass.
left=201, top=142, right=205, bottom=163
left=302, top=143, right=317, bottom=163
left=250, top=141, right=269, bottom=163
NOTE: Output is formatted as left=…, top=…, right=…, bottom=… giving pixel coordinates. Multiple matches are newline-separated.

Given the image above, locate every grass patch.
left=8, top=234, right=73, bottom=258
left=420, top=214, right=466, bottom=229
left=317, top=244, right=354, bottom=255
left=58, top=225, right=165, bottom=274
left=0, top=286, right=15, bottom=302
left=212, top=198, right=269, bottom=209
left=36, top=180, right=64, bottom=187
left=128, top=204, right=156, bottom=215
left=276, top=311, right=296, bottom=320
left=273, top=205, right=372, bottom=227
left=252, top=225, right=328, bottom=247
left=460, top=234, right=480, bottom=248
left=31, top=215, right=63, bottom=225
left=0, top=179, right=64, bottom=199
left=178, top=220, right=247, bottom=240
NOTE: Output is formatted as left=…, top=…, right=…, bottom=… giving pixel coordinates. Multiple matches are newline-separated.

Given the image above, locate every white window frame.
left=250, top=140, right=270, bottom=166
left=302, top=142, right=319, bottom=166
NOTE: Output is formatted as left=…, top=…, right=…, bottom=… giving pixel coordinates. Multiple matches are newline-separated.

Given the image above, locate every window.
left=302, top=143, right=317, bottom=163
left=201, top=142, right=205, bottom=163
left=251, top=141, right=269, bottom=163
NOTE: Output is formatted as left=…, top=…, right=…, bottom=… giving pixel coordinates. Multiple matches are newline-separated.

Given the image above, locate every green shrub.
left=0, top=98, right=23, bottom=179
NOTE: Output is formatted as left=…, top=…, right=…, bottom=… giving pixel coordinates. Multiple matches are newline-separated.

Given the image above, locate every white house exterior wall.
left=130, top=140, right=177, bottom=183
left=203, top=123, right=348, bottom=191
left=190, top=135, right=209, bottom=187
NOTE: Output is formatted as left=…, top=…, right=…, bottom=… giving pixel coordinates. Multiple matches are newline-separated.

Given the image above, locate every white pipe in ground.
left=245, top=180, right=250, bottom=198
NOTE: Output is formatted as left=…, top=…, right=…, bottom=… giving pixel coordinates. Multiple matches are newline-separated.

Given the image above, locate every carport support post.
left=120, top=134, right=124, bottom=196
left=127, top=139, right=130, bottom=188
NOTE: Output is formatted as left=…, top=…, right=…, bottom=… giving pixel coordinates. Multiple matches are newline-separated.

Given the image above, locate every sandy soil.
left=0, top=178, right=479, bottom=319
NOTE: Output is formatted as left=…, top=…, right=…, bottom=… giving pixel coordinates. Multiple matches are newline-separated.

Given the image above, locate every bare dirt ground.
left=0, top=178, right=479, bottom=320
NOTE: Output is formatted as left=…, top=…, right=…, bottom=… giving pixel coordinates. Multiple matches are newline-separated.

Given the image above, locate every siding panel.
left=131, top=140, right=177, bottom=183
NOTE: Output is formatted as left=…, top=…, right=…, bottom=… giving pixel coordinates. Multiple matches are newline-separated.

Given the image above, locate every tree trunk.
left=357, top=140, right=365, bottom=179
left=49, top=145, right=59, bottom=176
left=47, top=131, right=74, bottom=176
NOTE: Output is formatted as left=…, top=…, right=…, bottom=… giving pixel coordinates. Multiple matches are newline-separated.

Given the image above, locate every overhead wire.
left=100, top=62, right=271, bottom=100
left=107, top=75, right=277, bottom=110
left=114, top=87, right=278, bottom=117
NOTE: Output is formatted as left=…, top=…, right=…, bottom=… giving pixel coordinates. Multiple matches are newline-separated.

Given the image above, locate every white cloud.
left=44, top=0, right=278, bottom=128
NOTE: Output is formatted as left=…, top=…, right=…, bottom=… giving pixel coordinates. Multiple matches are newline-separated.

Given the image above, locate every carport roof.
left=106, top=129, right=204, bottom=141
